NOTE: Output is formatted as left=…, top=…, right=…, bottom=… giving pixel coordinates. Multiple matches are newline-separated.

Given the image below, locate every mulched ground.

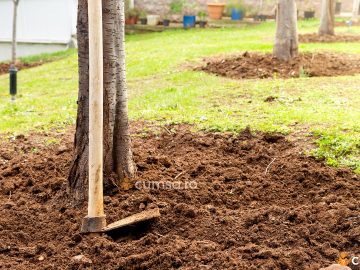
left=197, top=52, right=360, bottom=79
left=0, top=61, right=44, bottom=76
left=299, top=33, right=360, bottom=43
left=0, top=123, right=359, bottom=270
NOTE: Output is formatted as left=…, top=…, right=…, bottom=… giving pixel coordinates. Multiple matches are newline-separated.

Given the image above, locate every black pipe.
left=9, top=65, right=17, bottom=99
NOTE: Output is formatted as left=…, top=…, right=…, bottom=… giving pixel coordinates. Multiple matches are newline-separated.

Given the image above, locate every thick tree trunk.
left=113, top=0, right=135, bottom=179
left=68, top=0, right=90, bottom=203
left=69, top=0, right=134, bottom=204
left=273, top=0, right=298, bottom=61
left=319, top=0, right=335, bottom=35
left=352, top=0, right=360, bottom=22
left=12, top=0, right=19, bottom=66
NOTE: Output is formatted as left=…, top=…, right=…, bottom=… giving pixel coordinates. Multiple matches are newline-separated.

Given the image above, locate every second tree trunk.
left=319, top=0, right=335, bottom=35
left=273, top=0, right=299, bottom=61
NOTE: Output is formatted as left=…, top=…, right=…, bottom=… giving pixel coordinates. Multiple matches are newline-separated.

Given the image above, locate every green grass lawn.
left=0, top=20, right=359, bottom=172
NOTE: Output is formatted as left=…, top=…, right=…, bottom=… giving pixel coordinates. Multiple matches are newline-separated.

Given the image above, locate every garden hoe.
left=81, top=0, right=160, bottom=234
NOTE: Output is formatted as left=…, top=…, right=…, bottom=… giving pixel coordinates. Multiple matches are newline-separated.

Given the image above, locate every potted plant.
left=183, top=0, right=197, bottom=29
left=139, top=11, right=147, bottom=25
left=198, top=11, right=207, bottom=28
left=126, top=8, right=140, bottom=25
left=226, top=0, right=247, bottom=21
left=335, top=0, right=342, bottom=15
left=304, top=0, right=315, bottom=19
left=163, top=14, right=171, bottom=27
left=207, top=0, right=225, bottom=20
left=170, top=0, right=183, bottom=22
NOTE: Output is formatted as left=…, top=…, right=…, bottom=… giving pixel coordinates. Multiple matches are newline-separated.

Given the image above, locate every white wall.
left=0, top=0, right=77, bottom=44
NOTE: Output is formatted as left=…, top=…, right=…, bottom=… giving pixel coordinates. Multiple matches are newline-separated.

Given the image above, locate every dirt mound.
left=299, top=33, right=360, bottom=43
left=0, top=61, right=44, bottom=76
left=0, top=124, right=359, bottom=269
left=197, top=52, right=360, bottom=79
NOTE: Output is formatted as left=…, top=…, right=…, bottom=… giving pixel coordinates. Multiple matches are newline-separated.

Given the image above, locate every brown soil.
left=0, top=124, right=359, bottom=270
left=197, top=52, right=360, bottom=79
left=0, top=61, right=44, bottom=75
left=299, top=33, right=360, bottom=43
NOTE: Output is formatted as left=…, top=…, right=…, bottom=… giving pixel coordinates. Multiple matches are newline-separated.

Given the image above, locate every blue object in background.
left=183, top=15, right=196, bottom=28
left=231, top=8, right=244, bottom=20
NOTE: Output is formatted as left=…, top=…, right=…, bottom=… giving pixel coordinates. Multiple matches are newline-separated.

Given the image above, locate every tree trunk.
left=12, top=0, right=19, bottom=66
left=68, top=0, right=90, bottom=204
left=352, top=0, right=360, bottom=22
left=113, top=0, right=135, bottom=179
left=319, top=0, right=335, bottom=35
left=273, top=0, right=298, bottom=61
left=69, top=0, right=134, bottom=204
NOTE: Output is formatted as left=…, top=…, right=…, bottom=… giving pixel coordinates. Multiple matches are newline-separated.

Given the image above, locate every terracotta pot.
left=125, top=16, right=138, bottom=25
left=207, top=3, right=225, bottom=20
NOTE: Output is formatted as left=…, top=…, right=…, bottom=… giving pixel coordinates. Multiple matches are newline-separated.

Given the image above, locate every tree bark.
left=319, top=0, right=335, bottom=35
left=352, top=0, right=360, bottom=22
left=69, top=0, right=135, bottom=204
left=68, top=0, right=90, bottom=204
left=273, top=0, right=298, bottom=61
left=12, top=0, right=19, bottom=66
left=113, top=0, right=135, bottom=179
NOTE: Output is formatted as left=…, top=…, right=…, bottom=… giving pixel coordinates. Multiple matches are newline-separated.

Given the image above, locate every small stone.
left=38, top=255, right=45, bottom=261
left=245, top=181, right=252, bottom=186
left=205, top=204, right=216, bottom=214
left=157, top=201, right=168, bottom=208
left=72, top=255, right=92, bottom=264
left=56, top=146, right=69, bottom=155
left=319, top=264, right=351, bottom=270
left=3, top=202, right=15, bottom=209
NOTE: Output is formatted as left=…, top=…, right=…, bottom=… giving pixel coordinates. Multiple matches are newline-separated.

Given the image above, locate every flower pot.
left=125, top=16, right=138, bottom=25
left=231, top=8, right=244, bottom=21
left=254, top=14, right=267, bottom=21
left=147, top=15, right=160, bottom=26
left=163, top=19, right=170, bottom=27
left=183, top=15, right=196, bottom=29
left=335, top=2, right=341, bottom=15
left=199, top=21, right=207, bottom=28
left=304, top=11, right=315, bottom=19
left=207, top=3, right=225, bottom=20
left=140, top=18, right=147, bottom=25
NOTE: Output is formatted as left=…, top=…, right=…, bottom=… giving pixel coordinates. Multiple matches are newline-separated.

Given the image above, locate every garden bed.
left=0, top=123, right=359, bottom=269
left=0, top=61, right=43, bottom=76
left=197, top=52, right=360, bottom=79
left=299, top=33, right=360, bottom=43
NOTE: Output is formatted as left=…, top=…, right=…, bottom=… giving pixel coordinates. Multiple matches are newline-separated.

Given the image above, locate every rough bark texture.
left=68, top=0, right=90, bottom=204
left=273, top=0, right=299, bottom=61
left=319, top=0, right=335, bottom=35
left=113, top=0, right=135, bottom=179
left=69, top=0, right=135, bottom=204
left=352, top=0, right=360, bottom=22
left=12, top=0, right=19, bottom=65
left=102, top=0, right=118, bottom=174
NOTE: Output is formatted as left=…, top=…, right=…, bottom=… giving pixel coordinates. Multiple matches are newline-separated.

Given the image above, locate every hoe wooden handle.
left=88, top=0, right=104, bottom=218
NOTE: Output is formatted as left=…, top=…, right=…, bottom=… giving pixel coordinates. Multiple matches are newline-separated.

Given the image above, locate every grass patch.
left=0, top=20, right=359, bottom=171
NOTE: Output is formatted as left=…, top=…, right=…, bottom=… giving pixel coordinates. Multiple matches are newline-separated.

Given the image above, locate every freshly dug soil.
left=0, top=124, right=359, bottom=270
left=197, top=52, right=360, bottom=79
left=299, top=33, right=360, bottom=43
left=0, top=61, right=43, bottom=76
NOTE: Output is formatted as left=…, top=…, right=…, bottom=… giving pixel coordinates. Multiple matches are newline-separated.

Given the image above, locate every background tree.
left=69, top=0, right=134, bottom=204
left=352, top=0, right=360, bottom=22
left=319, top=0, right=335, bottom=35
left=273, top=0, right=298, bottom=61
left=11, top=0, right=20, bottom=66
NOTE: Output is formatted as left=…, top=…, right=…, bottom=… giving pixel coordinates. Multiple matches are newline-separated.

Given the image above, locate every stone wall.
left=134, top=0, right=354, bottom=18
